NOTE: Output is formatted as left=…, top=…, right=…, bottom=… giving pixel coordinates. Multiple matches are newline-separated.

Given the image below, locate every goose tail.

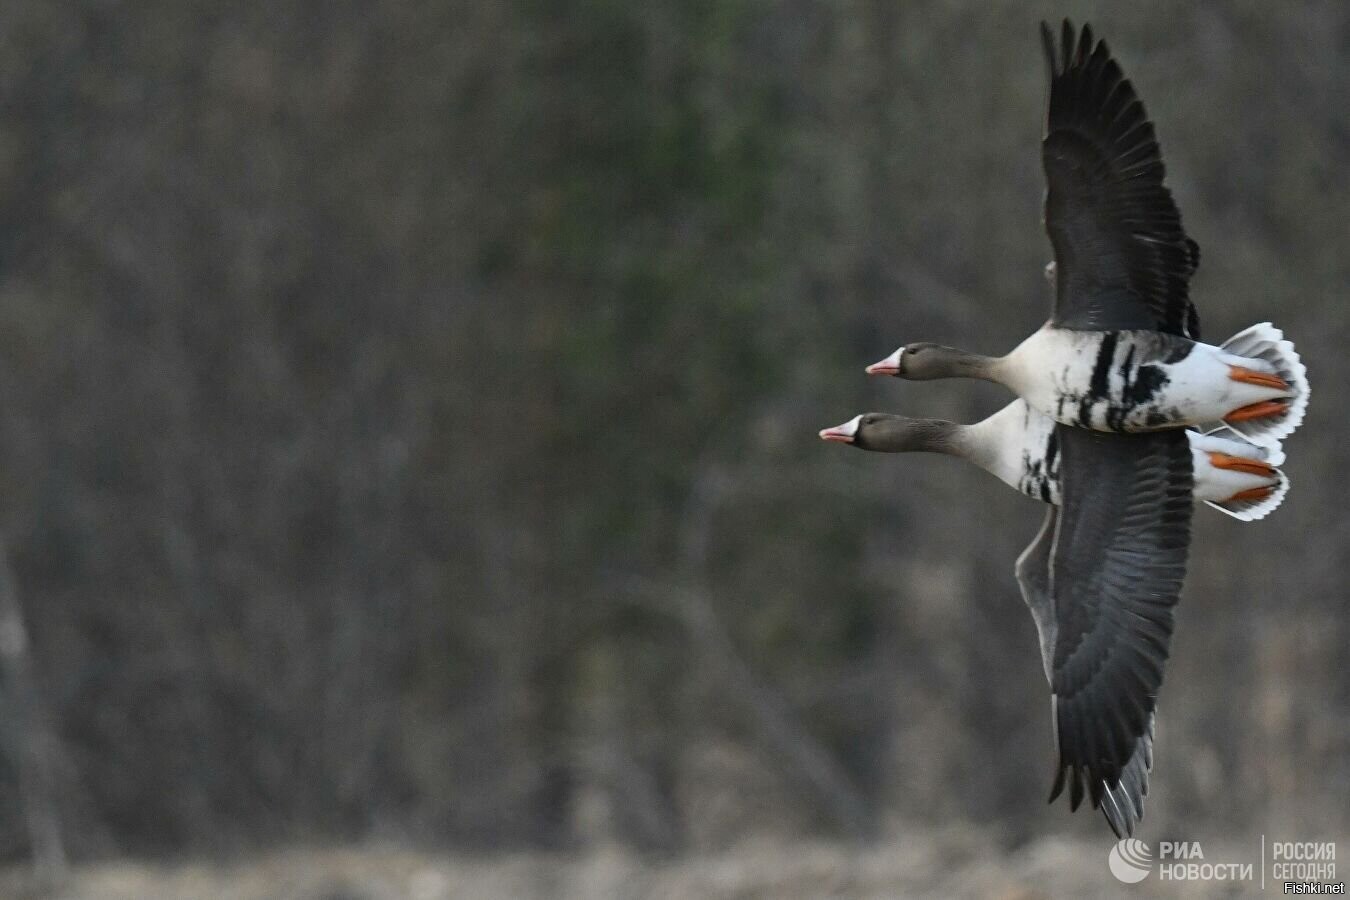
left=1203, top=468, right=1290, bottom=522
left=1219, top=322, right=1309, bottom=447
left=1194, top=426, right=1290, bottom=522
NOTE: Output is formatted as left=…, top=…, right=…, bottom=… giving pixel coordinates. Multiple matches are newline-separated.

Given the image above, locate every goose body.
left=866, top=21, right=1310, bottom=449
left=999, top=324, right=1306, bottom=443
left=822, top=401, right=1287, bottom=521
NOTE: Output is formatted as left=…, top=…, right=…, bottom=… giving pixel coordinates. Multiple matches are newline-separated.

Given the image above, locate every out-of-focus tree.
left=0, top=0, right=1343, bottom=865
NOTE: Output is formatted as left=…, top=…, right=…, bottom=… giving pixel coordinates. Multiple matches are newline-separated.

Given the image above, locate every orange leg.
left=1228, top=486, right=1275, bottom=503
left=1228, top=365, right=1289, bottom=390
left=1207, top=452, right=1275, bottom=477
left=1225, top=400, right=1289, bottom=423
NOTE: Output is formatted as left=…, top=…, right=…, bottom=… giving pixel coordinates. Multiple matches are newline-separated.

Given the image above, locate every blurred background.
left=0, top=1, right=1345, bottom=897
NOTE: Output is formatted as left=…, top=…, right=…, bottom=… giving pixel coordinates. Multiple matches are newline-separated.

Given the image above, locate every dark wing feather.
left=1101, top=712, right=1156, bottom=838
left=1044, top=426, right=1191, bottom=814
left=1015, top=476, right=1167, bottom=837
left=1040, top=20, right=1201, bottom=340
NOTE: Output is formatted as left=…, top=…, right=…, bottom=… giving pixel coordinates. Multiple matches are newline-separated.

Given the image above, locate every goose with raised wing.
left=819, top=402, right=1283, bottom=837
left=866, top=22, right=1309, bottom=448
left=820, top=403, right=1286, bottom=835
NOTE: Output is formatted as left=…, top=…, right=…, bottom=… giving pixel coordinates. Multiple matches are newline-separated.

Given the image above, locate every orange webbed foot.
left=1225, top=400, right=1289, bottom=423
left=1207, top=452, right=1275, bottom=477
left=1228, top=365, right=1289, bottom=390
left=1227, top=486, right=1276, bottom=504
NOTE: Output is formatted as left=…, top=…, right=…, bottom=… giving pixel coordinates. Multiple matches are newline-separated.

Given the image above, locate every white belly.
left=1003, top=327, right=1286, bottom=432
left=963, top=401, right=1061, bottom=505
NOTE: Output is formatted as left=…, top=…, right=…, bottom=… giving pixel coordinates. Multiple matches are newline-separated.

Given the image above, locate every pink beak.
left=865, top=348, right=902, bottom=376
left=819, top=416, right=861, bottom=443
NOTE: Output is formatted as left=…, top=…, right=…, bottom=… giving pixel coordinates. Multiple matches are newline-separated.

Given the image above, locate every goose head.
left=819, top=413, right=959, bottom=453
left=864, top=342, right=974, bottom=380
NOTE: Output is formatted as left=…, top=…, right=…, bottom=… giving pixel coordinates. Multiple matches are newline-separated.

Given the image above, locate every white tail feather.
left=1192, top=425, right=1290, bottom=522
left=1202, top=424, right=1285, bottom=467
left=1204, top=468, right=1289, bottom=521
left=1219, top=322, right=1309, bottom=448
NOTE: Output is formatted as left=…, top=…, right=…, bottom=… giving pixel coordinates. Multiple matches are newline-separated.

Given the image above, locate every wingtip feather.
left=1079, top=23, right=1095, bottom=64
left=1040, top=21, right=1057, bottom=77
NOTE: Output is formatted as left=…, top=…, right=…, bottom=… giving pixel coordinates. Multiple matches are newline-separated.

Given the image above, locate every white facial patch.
left=866, top=347, right=904, bottom=375
left=838, top=414, right=862, bottom=437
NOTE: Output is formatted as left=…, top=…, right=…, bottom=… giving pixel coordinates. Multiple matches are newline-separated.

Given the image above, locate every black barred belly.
left=1017, top=427, right=1062, bottom=505
left=1053, top=331, right=1194, bottom=432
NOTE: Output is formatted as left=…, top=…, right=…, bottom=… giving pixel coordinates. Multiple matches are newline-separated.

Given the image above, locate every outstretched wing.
left=1041, top=20, right=1201, bottom=340
left=1014, top=491, right=1170, bottom=837
left=1046, top=426, right=1191, bottom=812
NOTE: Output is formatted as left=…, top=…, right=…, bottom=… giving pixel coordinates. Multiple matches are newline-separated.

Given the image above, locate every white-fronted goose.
left=865, top=22, right=1309, bottom=448
left=819, top=402, right=1287, bottom=520
left=820, top=403, right=1288, bottom=836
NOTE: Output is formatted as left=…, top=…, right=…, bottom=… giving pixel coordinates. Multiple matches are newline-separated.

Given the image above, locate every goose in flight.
left=819, top=405, right=1285, bottom=836
left=820, top=402, right=1286, bottom=521
left=866, top=21, right=1309, bottom=448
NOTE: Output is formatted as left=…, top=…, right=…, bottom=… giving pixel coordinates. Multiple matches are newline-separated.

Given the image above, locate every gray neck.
left=930, top=346, right=1001, bottom=382
left=863, top=418, right=970, bottom=457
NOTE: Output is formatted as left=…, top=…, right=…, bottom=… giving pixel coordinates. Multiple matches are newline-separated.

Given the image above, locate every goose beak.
left=819, top=415, right=862, bottom=444
left=865, top=348, right=902, bottom=376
